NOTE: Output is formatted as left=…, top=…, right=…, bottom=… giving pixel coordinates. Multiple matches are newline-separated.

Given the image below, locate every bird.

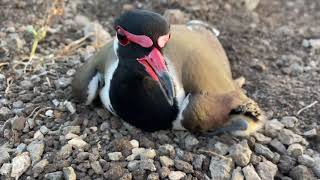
left=72, top=9, right=266, bottom=136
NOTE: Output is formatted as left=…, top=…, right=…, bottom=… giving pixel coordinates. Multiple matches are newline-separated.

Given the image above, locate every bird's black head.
left=113, top=10, right=174, bottom=105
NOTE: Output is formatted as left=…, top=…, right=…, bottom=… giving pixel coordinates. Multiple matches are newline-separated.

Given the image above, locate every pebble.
left=209, top=155, right=233, bottom=180
left=12, top=100, right=24, bottom=108
left=108, top=152, right=123, bottom=161
left=57, top=144, right=73, bottom=160
left=287, top=143, right=304, bottom=158
left=147, top=173, right=159, bottom=180
left=253, top=132, right=272, bottom=144
left=231, top=167, right=244, bottom=180
left=63, top=101, right=76, bottom=114
left=229, top=140, right=252, bottom=167
left=11, top=152, right=31, bottom=179
left=278, top=155, right=297, bottom=173
left=65, top=132, right=79, bottom=140
left=277, top=129, right=303, bottom=145
left=104, top=164, right=125, bottom=180
left=0, top=107, right=11, bottom=118
left=163, top=9, right=188, bottom=24
left=159, top=167, right=170, bottom=178
left=289, top=165, right=314, bottom=180
left=40, top=125, right=49, bottom=134
left=256, top=159, right=278, bottom=180
left=45, top=171, right=63, bottom=180
left=244, top=0, right=260, bottom=10
left=160, top=156, right=174, bottom=167
left=184, top=134, right=199, bottom=148
left=126, top=147, right=145, bottom=161
left=269, top=138, right=287, bottom=154
left=265, top=119, right=284, bottom=131
left=168, top=171, right=186, bottom=180
left=130, top=139, right=139, bottom=148
left=303, top=129, right=317, bottom=137
left=32, top=159, right=49, bottom=177
left=63, top=166, right=76, bottom=180
left=140, top=149, right=156, bottom=160
left=192, top=154, right=206, bottom=170
left=309, top=39, right=320, bottom=49
left=158, top=144, right=175, bottom=156
left=174, top=159, right=194, bottom=173
left=27, top=140, right=45, bottom=165
left=255, top=143, right=274, bottom=160
left=45, top=109, right=54, bottom=117
left=66, top=69, right=76, bottom=76
left=20, top=80, right=33, bottom=89
left=52, top=99, right=60, bottom=107
left=0, top=163, right=12, bottom=177
left=68, top=138, right=89, bottom=149
left=313, top=157, right=320, bottom=177
left=242, top=164, right=261, bottom=180
left=54, top=77, right=72, bottom=89
left=127, top=159, right=156, bottom=172
left=298, top=155, right=315, bottom=167
left=213, top=142, right=229, bottom=155
left=33, top=130, right=44, bottom=140
left=0, top=149, right=10, bottom=165
left=11, top=116, right=26, bottom=131
left=91, top=161, right=104, bottom=174
left=281, top=116, right=298, bottom=128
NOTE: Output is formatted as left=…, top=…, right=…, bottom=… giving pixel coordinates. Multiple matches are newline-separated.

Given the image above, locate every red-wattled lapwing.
left=72, top=10, right=266, bottom=136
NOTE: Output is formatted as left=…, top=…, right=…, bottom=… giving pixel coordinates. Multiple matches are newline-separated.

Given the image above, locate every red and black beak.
left=137, top=48, right=175, bottom=105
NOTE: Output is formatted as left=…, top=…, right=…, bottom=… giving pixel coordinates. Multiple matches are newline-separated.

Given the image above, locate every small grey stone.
left=20, top=80, right=33, bottom=89
left=298, top=155, right=314, bottom=167
left=302, top=39, right=311, bottom=48
left=253, top=133, right=272, bottom=144
left=231, top=167, right=244, bottom=180
left=0, top=163, right=12, bottom=176
left=126, top=147, right=145, bottom=161
left=278, top=129, right=304, bottom=145
left=12, top=100, right=24, bottom=108
left=54, top=77, right=72, bottom=89
left=57, top=144, right=73, bottom=159
left=213, top=142, right=229, bottom=155
left=140, top=149, right=156, bottom=160
left=11, top=116, right=26, bottom=131
left=159, top=167, right=170, bottom=178
left=119, top=173, right=132, bottom=180
left=256, top=159, right=278, bottom=180
left=265, top=119, right=284, bottom=131
left=158, top=144, right=175, bottom=156
left=45, top=171, right=63, bottom=180
left=192, top=154, right=206, bottom=170
left=229, top=140, right=252, bottom=167
left=312, top=156, right=320, bottom=177
left=287, top=143, right=304, bottom=158
left=289, top=165, right=314, bottom=180
left=40, top=125, right=49, bottom=134
left=244, top=0, right=260, bottom=10
left=281, top=116, right=298, bottom=128
left=32, top=159, right=49, bottom=177
left=130, top=139, right=139, bottom=148
left=0, top=150, right=10, bottom=165
left=174, top=159, right=194, bottom=173
left=45, top=110, right=54, bottom=117
left=62, top=126, right=80, bottom=135
left=184, top=134, right=199, bottom=149
left=63, top=101, right=76, bottom=114
left=242, top=164, right=261, bottom=180
left=255, top=143, right=274, bottom=160
left=209, top=155, right=233, bottom=180
left=128, top=160, right=156, bottom=172
left=303, top=129, right=317, bottom=137
left=63, top=166, right=76, bottom=180
left=66, top=69, right=76, bottom=76
left=278, top=155, right=296, bottom=173
left=91, top=161, right=103, bottom=174
left=11, top=152, right=31, bottom=179
left=168, top=171, right=186, bottom=180
left=160, top=156, right=174, bottom=167
left=0, top=107, right=11, bottom=119
left=269, top=139, right=287, bottom=154
left=147, top=173, right=159, bottom=180
left=250, top=154, right=262, bottom=165
left=108, top=152, right=123, bottom=161
left=104, top=165, right=125, bottom=180
left=309, top=39, right=320, bottom=49
left=68, top=138, right=89, bottom=149
left=27, top=140, right=45, bottom=165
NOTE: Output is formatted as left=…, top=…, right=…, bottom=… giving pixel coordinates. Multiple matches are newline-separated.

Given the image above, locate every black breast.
left=109, top=64, right=178, bottom=132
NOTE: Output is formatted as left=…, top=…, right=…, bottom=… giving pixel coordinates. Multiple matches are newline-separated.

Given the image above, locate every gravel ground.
left=0, top=0, right=319, bottom=179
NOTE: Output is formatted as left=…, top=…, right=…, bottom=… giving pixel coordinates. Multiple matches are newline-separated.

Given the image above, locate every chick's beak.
left=137, top=48, right=175, bottom=105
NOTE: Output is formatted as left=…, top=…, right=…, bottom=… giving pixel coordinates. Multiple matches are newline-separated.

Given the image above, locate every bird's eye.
left=117, top=31, right=129, bottom=46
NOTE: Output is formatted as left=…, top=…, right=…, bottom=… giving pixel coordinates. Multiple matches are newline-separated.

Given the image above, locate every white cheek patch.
left=86, top=73, right=101, bottom=105
left=172, top=94, right=190, bottom=130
